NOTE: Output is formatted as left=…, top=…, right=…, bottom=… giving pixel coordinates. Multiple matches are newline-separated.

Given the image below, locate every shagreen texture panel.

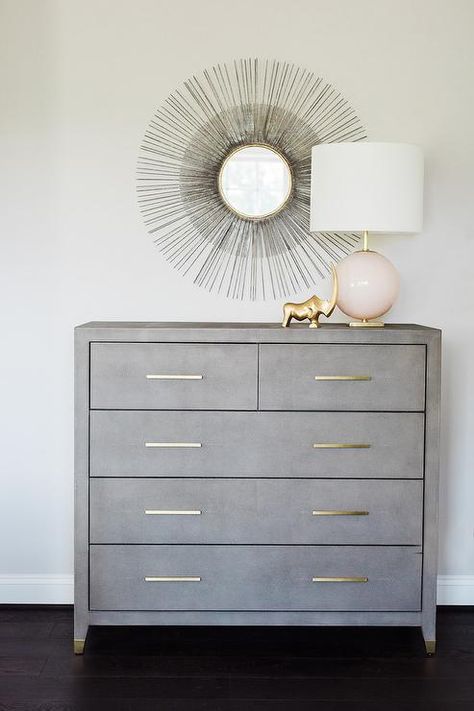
left=90, top=478, right=423, bottom=545
left=90, top=410, right=424, bottom=478
left=91, top=343, right=258, bottom=410
left=90, top=545, right=422, bottom=612
left=259, top=344, right=425, bottom=411
left=75, top=323, right=440, bottom=654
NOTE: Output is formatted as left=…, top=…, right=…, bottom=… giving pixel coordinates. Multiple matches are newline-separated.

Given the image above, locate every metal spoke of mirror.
left=137, top=58, right=366, bottom=301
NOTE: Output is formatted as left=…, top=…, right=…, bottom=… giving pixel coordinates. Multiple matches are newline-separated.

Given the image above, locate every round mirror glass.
left=218, top=145, right=292, bottom=218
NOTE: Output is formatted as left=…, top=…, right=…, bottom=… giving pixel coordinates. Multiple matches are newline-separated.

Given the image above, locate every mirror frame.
left=137, top=58, right=366, bottom=301
left=217, top=143, right=293, bottom=220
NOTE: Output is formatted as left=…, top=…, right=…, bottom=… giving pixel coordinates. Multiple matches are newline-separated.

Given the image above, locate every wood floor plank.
left=0, top=605, right=72, bottom=623
left=0, top=676, right=231, bottom=701
left=0, top=622, right=54, bottom=640
left=0, top=702, right=227, bottom=711
left=227, top=675, right=474, bottom=702
left=0, top=656, right=45, bottom=677
left=2, top=703, right=474, bottom=711
left=38, top=652, right=474, bottom=679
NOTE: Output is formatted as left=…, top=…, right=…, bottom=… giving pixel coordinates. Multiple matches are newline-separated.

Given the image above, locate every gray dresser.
left=74, top=322, right=441, bottom=654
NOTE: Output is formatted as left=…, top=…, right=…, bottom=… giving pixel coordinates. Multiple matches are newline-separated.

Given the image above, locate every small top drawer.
left=90, top=343, right=257, bottom=410
left=259, top=344, right=425, bottom=411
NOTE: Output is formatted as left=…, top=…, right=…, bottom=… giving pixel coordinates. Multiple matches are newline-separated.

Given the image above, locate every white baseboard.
left=0, top=574, right=472, bottom=606
left=436, top=575, right=474, bottom=605
left=0, top=575, right=74, bottom=604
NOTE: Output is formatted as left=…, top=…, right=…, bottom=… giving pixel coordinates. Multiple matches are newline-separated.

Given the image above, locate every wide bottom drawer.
left=90, top=545, right=421, bottom=612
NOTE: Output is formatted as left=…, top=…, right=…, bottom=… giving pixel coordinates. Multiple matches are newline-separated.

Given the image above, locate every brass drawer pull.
left=312, top=510, right=369, bottom=516
left=145, top=509, right=202, bottom=515
left=146, top=374, right=203, bottom=380
left=312, top=576, right=368, bottom=583
left=313, top=443, right=371, bottom=449
left=144, top=576, right=201, bottom=582
left=145, top=442, right=202, bottom=448
left=314, top=375, right=372, bottom=381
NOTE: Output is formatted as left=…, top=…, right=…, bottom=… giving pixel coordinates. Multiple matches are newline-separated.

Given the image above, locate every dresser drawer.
left=259, top=344, right=425, bottom=411
left=90, top=343, right=258, bottom=410
left=90, top=478, right=422, bottom=545
left=90, top=411, right=424, bottom=478
left=90, top=545, right=421, bottom=612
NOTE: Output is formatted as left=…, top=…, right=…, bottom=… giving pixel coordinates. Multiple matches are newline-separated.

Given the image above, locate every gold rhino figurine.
left=282, top=265, right=338, bottom=328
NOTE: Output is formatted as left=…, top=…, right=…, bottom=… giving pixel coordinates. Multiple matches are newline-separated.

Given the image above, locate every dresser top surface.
left=77, top=322, right=438, bottom=332
left=75, top=322, right=440, bottom=345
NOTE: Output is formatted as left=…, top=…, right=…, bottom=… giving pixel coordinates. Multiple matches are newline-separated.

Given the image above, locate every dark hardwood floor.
left=1, top=606, right=474, bottom=710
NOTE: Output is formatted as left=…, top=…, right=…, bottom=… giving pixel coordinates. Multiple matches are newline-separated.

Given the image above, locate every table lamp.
left=310, top=142, right=424, bottom=326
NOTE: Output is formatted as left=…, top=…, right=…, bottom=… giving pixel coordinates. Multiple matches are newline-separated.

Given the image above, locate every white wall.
left=1, top=0, right=474, bottom=603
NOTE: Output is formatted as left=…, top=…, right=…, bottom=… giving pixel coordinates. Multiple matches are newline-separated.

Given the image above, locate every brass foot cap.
left=425, top=640, right=436, bottom=655
left=74, top=639, right=85, bottom=655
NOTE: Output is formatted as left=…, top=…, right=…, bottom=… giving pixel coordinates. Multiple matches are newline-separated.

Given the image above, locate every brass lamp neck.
left=363, top=230, right=369, bottom=252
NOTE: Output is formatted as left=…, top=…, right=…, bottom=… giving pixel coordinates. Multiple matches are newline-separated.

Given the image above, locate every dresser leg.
left=422, top=615, right=436, bottom=656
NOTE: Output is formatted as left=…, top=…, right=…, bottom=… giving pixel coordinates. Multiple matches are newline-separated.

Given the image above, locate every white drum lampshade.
left=310, top=142, right=424, bottom=326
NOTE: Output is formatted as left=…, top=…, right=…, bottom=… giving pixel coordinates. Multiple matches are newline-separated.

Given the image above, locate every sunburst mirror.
left=137, top=59, right=366, bottom=300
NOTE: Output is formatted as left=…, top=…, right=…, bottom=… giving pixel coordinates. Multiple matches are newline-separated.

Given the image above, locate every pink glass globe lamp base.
left=336, top=250, right=400, bottom=327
